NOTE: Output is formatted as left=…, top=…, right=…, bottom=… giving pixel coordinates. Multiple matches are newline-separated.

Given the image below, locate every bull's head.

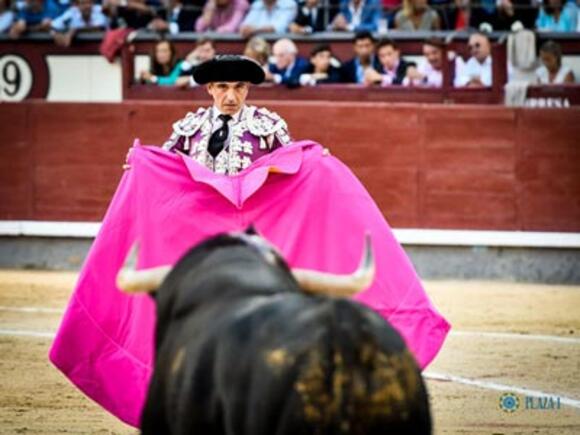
left=116, top=229, right=375, bottom=298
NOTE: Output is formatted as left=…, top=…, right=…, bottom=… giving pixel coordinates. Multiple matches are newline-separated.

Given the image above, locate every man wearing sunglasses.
left=454, top=32, right=492, bottom=87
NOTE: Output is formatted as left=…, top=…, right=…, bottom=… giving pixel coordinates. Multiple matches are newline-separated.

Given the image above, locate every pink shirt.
left=195, top=0, right=249, bottom=33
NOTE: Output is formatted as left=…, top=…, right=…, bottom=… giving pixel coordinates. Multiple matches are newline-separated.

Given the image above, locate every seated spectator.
left=470, top=0, right=497, bottom=30
left=49, top=0, right=72, bottom=17
left=364, top=38, right=416, bottom=86
left=266, top=37, right=310, bottom=87
left=289, top=0, right=332, bottom=34
left=429, top=0, right=453, bottom=29
left=454, top=32, right=493, bottom=87
left=0, top=0, right=15, bottom=33
left=299, top=43, right=342, bottom=85
left=382, top=0, right=401, bottom=26
left=404, top=37, right=444, bottom=87
left=331, top=0, right=381, bottom=32
left=177, top=37, right=216, bottom=86
left=536, top=40, right=575, bottom=84
left=140, top=39, right=184, bottom=86
left=340, top=31, right=381, bottom=83
left=195, top=0, right=249, bottom=33
left=149, top=0, right=203, bottom=33
left=536, top=0, right=576, bottom=32
left=9, top=0, right=59, bottom=38
left=495, top=0, right=538, bottom=30
left=243, top=36, right=271, bottom=67
left=50, top=0, right=108, bottom=47
left=394, top=0, right=440, bottom=31
left=450, top=0, right=470, bottom=30
left=102, top=0, right=159, bottom=30
left=239, top=0, right=297, bottom=37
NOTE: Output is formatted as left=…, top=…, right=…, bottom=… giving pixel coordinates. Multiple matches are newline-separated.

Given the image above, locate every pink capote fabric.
left=49, top=140, right=450, bottom=427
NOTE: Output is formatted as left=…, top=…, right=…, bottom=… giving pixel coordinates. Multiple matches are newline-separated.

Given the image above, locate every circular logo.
left=499, top=393, right=520, bottom=413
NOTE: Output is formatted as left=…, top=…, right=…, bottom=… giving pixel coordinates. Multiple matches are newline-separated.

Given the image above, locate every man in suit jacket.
left=364, top=38, right=416, bottom=86
left=267, top=38, right=310, bottom=87
left=340, top=31, right=381, bottom=84
left=299, top=44, right=342, bottom=85
left=289, top=0, right=336, bottom=33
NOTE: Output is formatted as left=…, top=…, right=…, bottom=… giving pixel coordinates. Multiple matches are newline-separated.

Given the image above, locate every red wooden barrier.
left=1, top=100, right=579, bottom=231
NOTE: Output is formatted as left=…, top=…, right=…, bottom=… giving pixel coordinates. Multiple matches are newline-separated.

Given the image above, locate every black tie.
left=208, top=114, right=232, bottom=158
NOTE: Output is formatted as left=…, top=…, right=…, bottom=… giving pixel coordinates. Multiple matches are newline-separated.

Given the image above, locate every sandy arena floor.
left=0, top=270, right=579, bottom=434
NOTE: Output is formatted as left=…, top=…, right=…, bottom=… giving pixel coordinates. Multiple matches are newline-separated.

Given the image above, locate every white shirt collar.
left=212, top=105, right=244, bottom=123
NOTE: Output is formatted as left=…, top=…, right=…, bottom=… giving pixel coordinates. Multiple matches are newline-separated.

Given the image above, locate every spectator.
left=536, top=40, right=575, bottom=83
left=454, top=32, right=493, bottom=87
left=140, top=39, right=184, bottom=86
left=0, top=0, right=15, bottom=33
left=340, top=31, right=381, bottom=83
left=289, top=0, right=332, bottom=33
left=177, top=37, right=216, bottom=86
left=441, top=0, right=471, bottom=30
left=103, top=0, right=159, bottom=30
left=382, top=0, right=401, bottom=27
left=394, top=0, right=440, bottom=30
left=239, top=0, right=297, bottom=37
left=243, top=36, right=271, bottom=67
left=50, top=0, right=108, bottom=47
left=331, top=0, right=381, bottom=32
left=404, top=37, right=444, bottom=87
left=364, top=38, right=416, bottom=85
left=266, top=37, right=310, bottom=87
left=536, top=0, right=576, bottom=32
left=195, top=0, right=249, bottom=33
left=495, top=0, right=538, bottom=30
left=470, top=0, right=501, bottom=29
left=149, top=0, right=203, bottom=33
left=9, top=0, right=54, bottom=38
left=300, top=43, right=342, bottom=85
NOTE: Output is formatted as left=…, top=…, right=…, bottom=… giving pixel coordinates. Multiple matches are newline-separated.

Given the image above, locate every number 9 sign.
left=0, top=55, right=33, bottom=102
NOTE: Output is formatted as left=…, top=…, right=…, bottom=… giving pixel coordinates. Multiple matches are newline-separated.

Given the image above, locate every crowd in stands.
left=136, top=30, right=574, bottom=88
left=2, top=0, right=580, bottom=40
left=0, top=0, right=576, bottom=87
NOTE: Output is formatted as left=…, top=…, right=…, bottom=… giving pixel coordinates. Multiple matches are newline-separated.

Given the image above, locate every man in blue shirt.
left=340, top=31, right=381, bottom=83
left=239, top=0, right=297, bottom=37
left=331, top=0, right=381, bottom=32
left=9, top=0, right=56, bottom=38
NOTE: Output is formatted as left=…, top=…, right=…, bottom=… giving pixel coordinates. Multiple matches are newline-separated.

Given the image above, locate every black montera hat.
left=193, top=55, right=265, bottom=85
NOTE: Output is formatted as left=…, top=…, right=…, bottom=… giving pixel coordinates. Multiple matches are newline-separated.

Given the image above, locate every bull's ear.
left=245, top=224, right=258, bottom=235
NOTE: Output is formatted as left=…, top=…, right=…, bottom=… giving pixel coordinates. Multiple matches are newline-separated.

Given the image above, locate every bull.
left=117, top=229, right=431, bottom=434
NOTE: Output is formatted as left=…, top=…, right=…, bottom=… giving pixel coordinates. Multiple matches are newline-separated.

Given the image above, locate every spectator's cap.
left=193, top=55, right=265, bottom=85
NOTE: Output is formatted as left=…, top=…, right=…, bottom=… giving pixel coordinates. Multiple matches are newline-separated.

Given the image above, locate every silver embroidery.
left=168, top=105, right=290, bottom=175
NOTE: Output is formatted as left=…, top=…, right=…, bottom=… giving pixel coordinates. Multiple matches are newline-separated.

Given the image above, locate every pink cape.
left=49, top=141, right=450, bottom=427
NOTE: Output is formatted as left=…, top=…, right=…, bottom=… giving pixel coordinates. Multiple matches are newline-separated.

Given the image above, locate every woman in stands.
left=394, top=0, right=441, bottom=31
left=140, top=39, right=184, bottom=86
left=536, top=40, right=575, bottom=84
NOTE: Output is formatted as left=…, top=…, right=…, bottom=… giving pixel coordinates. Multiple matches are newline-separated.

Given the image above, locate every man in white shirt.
left=404, top=38, right=444, bottom=88
left=50, top=0, right=107, bottom=47
left=239, top=0, right=297, bottom=37
left=454, top=32, right=493, bottom=88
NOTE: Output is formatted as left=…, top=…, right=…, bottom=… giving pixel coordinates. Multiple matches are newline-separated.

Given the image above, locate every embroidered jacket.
left=162, top=105, right=292, bottom=175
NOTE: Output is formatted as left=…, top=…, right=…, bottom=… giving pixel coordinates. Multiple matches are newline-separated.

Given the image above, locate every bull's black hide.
left=141, top=233, right=431, bottom=435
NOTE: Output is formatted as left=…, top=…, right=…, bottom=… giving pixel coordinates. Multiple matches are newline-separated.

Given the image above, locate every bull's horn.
left=116, top=244, right=172, bottom=293
left=292, top=235, right=375, bottom=297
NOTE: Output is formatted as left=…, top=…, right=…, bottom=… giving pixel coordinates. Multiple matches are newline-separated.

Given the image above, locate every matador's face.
left=206, top=82, right=250, bottom=115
